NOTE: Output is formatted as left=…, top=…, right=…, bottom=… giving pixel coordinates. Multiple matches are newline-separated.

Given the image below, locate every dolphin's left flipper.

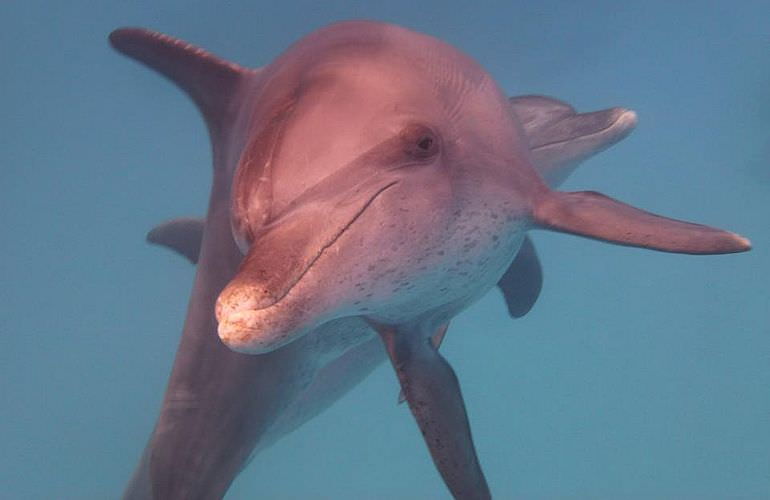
left=533, top=190, right=751, bottom=254
left=375, top=322, right=490, bottom=500
left=147, top=217, right=204, bottom=264
left=497, top=235, right=542, bottom=318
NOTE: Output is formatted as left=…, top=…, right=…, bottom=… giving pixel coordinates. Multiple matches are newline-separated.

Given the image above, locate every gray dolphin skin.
left=111, top=21, right=750, bottom=499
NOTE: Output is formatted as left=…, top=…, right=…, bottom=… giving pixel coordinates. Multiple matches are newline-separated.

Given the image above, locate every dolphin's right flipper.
left=375, top=322, right=490, bottom=500
left=397, top=323, right=449, bottom=404
left=147, top=217, right=205, bottom=264
left=497, top=235, right=542, bottom=318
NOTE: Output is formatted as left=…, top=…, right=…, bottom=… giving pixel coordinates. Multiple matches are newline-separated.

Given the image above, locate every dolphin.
left=147, top=94, right=636, bottom=308
left=144, top=93, right=637, bottom=435
left=111, top=20, right=749, bottom=499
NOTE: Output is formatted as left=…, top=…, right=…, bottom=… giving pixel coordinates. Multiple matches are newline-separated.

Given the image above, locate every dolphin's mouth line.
left=252, top=180, right=399, bottom=312
left=530, top=109, right=637, bottom=151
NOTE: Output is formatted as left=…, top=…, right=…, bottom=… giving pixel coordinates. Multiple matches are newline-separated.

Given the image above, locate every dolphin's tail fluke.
left=532, top=190, right=751, bottom=254
left=109, top=28, right=255, bottom=147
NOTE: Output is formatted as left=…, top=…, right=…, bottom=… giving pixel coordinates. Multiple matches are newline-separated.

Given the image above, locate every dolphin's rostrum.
left=111, top=20, right=750, bottom=500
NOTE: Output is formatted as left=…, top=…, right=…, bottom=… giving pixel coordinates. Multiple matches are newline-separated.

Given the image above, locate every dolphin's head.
left=216, top=21, right=545, bottom=353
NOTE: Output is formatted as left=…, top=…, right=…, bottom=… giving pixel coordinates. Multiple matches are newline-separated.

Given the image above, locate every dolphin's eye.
left=403, top=125, right=440, bottom=160
left=417, top=136, right=435, bottom=152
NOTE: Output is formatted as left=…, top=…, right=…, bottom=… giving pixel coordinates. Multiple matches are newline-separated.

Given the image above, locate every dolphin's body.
left=144, top=94, right=635, bottom=449
left=111, top=21, right=749, bottom=499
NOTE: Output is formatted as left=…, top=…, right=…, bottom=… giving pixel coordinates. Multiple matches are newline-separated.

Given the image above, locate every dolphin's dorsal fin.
left=109, top=28, right=254, bottom=142
left=533, top=190, right=751, bottom=254
left=147, top=217, right=204, bottom=264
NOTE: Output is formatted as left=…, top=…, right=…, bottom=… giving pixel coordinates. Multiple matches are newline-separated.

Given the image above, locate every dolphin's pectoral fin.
left=533, top=190, right=751, bottom=254
left=497, top=235, right=542, bottom=318
left=147, top=217, right=205, bottom=264
left=430, top=323, right=450, bottom=350
left=109, top=28, right=255, bottom=142
left=397, top=323, right=449, bottom=404
left=375, top=323, right=490, bottom=500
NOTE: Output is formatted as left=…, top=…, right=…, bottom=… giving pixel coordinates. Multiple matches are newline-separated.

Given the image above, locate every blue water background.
left=1, top=1, right=768, bottom=498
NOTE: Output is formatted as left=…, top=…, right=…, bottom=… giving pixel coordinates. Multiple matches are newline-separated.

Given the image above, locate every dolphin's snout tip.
left=216, top=282, right=278, bottom=321
left=616, top=109, right=638, bottom=128
left=606, top=108, right=637, bottom=135
left=215, top=284, right=290, bottom=354
left=217, top=310, right=271, bottom=354
left=216, top=285, right=264, bottom=352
